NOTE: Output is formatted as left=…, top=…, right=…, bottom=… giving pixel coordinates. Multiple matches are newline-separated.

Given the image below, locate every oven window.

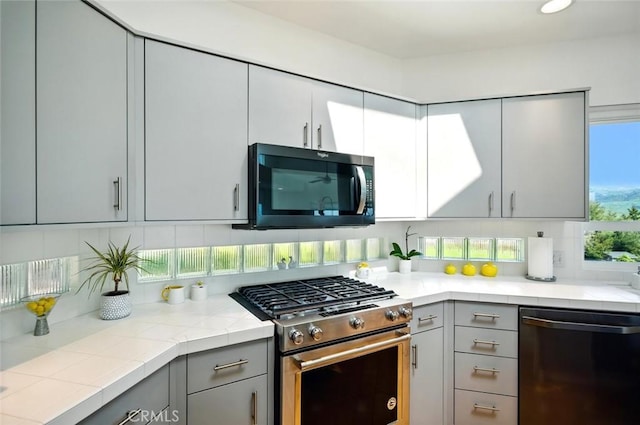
left=301, top=347, right=398, bottom=425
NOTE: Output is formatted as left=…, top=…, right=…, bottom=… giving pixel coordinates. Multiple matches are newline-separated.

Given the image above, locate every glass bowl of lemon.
left=22, top=293, right=61, bottom=336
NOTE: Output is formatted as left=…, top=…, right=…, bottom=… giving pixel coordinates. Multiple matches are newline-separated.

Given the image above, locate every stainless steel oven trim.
left=280, top=328, right=411, bottom=425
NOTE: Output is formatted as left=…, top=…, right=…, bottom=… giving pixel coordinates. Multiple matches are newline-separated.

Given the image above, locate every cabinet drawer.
left=79, top=365, right=169, bottom=425
left=454, top=389, right=517, bottom=425
left=411, top=302, right=444, bottom=332
left=455, top=326, right=517, bottom=358
left=187, top=374, right=267, bottom=425
left=454, top=352, right=517, bottom=396
left=187, top=339, right=268, bottom=394
left=455, top=302, right=517, bottom=330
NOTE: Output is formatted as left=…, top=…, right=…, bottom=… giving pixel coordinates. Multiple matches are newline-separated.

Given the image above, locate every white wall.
left=402, top=33, right=640, bottom=106
left=93, top=0, right=404, bottom=97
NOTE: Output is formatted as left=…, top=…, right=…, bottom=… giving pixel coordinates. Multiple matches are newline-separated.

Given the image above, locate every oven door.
left=249, top=143, right=375, bottom=229
left=280, top=328, right=410, bottom=425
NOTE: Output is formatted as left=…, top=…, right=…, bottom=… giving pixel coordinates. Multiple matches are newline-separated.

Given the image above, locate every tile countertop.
left=2, top=272, right=640, bottom=425
left=0, top=295, right=273, bottom=425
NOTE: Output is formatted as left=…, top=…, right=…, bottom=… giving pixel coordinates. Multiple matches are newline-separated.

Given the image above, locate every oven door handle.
left=355, top=165, right=367, bottom=215
left=293, top=333, right=411, bottom=371
left=522, top=316, right=640, bottom=334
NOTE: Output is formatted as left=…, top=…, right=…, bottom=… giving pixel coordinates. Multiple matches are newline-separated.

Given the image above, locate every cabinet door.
left=427, top=100, right=502, bottom=218
left=311, top=81, right=364, bottom=155
left=410, top=327, right=444, bottom=425
left=36, top=0, right=127, bottom=223
left=145, top=40, right=248, bottom=221
left=364, top=93, right=419, bottom=219
left=1, top=0, right=36, bottom=225
left=187, top=374, right=267, bottom=425
left=502, top=92, right=586, bottom=219
left=248, top=65, right=312, bottom=148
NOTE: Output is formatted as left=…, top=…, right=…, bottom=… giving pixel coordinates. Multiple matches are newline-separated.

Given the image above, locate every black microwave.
left=234, top=143, right=375, bottom=230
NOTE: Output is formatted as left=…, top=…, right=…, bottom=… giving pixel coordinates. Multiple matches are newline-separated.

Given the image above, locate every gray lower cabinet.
left=410, top=302, right=444, bottom=425
left=453, top=302, right=518, bottom=425
left=185, top=339, right=271, bottom=425
left=78, top=365, right=170, bottom=425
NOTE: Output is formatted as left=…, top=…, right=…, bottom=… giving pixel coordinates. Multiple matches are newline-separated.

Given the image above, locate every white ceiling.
left=233, top=0, right=640, bottom=59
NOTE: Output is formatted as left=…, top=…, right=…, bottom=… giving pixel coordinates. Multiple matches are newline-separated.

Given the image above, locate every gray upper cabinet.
left=248, top=65, right=364, bottom=155
left=36, top=0, right=128, bottom=224
left=364, top=93, right=420, bottom=219
left=144, top=40, right=248, bottom=221
left=427, top=99, right=502, bottom=218
left=502, top=92, right=587, bottom=219
left=1, top=0, right=36, bottom=225
left=426, top=91, right=587, bottom=219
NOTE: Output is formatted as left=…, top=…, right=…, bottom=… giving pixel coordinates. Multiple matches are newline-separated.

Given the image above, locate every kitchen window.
left=583, top=104, right=640, bottom=270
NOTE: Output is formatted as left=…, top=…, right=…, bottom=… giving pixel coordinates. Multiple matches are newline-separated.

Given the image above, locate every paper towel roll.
left=527, top=237, right=554, bottom=280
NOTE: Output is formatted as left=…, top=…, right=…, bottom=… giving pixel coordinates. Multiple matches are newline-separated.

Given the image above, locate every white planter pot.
left=398, top=259, right=412, bottom=274
left=190, top=284, right=208, bottom=301
left=100, top=291, right=131, bottom=320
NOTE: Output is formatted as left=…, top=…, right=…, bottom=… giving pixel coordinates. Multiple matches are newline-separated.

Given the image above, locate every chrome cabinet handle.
left=473, top=366, right=500, bottom=374
left=510, top=191, right=516, bottom=215
left=355, top=166, right=366, bottom=214
left=473, top=338, right=500, bottom=347
left=251, top=391, right=258, bottom=425
left=213, top=358, right=249, bottom=371
left=411, top=344, right=418, bottom=369
left=303, top=122, right=309, bottom=147
left=473, top=312, right=500, bottom=320
left=418, top=315, right=438, bottom=323
left=522, top=316, right=640, bottom=334
left=113, top=177, right=122, bottom=211
left=317, top=124, right=322, bottom=149
left=473, top=403, right=500, bottom=412
left=234, top=183, right=240, bottom=211
left=117, top=409, right=142, bottom=425
left=488, top=191, right=494, bottom=216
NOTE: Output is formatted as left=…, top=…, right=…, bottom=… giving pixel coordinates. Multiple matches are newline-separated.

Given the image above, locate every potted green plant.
left=390, top=226, right=422, bottom=274
left=78, top=236, right=147, bottom=320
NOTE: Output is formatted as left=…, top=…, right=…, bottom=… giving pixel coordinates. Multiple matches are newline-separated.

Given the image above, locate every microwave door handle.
left=355, top=166, right=366, bottom=214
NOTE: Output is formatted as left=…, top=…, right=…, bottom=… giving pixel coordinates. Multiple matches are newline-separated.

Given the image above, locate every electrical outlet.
left=553, top=250, right=564, bottom=267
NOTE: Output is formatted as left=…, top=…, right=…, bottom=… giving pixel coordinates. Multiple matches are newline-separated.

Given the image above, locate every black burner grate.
left=236, top=276, right=396, bottom=319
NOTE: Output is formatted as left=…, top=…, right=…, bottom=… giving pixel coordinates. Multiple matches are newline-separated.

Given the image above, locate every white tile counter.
left=0, top=296, right=273, bottom=425
left=370, top=271, right=640, bottom=313
left=2, top=273, right=640, bottom=424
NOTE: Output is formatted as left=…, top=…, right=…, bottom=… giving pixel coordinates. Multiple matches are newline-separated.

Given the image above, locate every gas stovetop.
left=230, top=276, right=412, bottom=353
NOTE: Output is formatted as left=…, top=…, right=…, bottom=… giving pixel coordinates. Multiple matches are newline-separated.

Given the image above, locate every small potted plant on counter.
left=77, top=236, right=148, bottom=320
left=390, top=226, right=422, bottom=274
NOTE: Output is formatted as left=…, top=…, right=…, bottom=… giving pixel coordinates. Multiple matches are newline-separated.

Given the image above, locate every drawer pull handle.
left=473, top=403, right=500, bottom=412
left=411, top=344, right=418, bottom=369
left=473, top=312, right=500, bottom=320
left=418, top=315, right=438, bottom=323
left=251, top=390, right=258, bottom=425
left=117, top=409, right=142, bottom=425
left=214, top=359, right=249, bottom=371
left=473, top=366, right=500, bottom=374
left=473, top=338, right=500, bottom=347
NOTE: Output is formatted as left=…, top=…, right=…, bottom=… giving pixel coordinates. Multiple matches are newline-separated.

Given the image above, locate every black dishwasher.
left=519, top=306, right=640, bottom=425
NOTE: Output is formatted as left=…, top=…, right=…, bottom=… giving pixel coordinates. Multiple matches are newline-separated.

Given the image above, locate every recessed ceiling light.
left=540, top=0, right=574, bottom=14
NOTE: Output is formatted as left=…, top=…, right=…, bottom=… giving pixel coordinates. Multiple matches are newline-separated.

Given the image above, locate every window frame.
left=582, top=103, right=640, bottom=272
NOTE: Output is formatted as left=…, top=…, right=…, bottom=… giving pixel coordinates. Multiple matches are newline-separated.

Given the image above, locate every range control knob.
left=386, top=310, right=400, bottom=321
left=308, top=325, right=324, bottom=341
left=398, top=306, right=413, bottom=319
left=350, top=317, right=365, bottom=330
left=289, top=329, right=304, bottom=345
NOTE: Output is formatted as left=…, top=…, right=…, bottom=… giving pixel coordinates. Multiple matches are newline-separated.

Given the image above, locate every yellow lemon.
left=26, top=301, right=38, bottom=312
left=481, top=262, right=498, bottom=277
left=462, top=263, right=477, bottom=276
left=444, top=264, right=457, bottom=275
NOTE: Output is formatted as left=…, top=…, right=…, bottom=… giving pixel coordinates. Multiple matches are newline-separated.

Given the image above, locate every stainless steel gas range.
left=231, top=276, right=412, bottom=425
